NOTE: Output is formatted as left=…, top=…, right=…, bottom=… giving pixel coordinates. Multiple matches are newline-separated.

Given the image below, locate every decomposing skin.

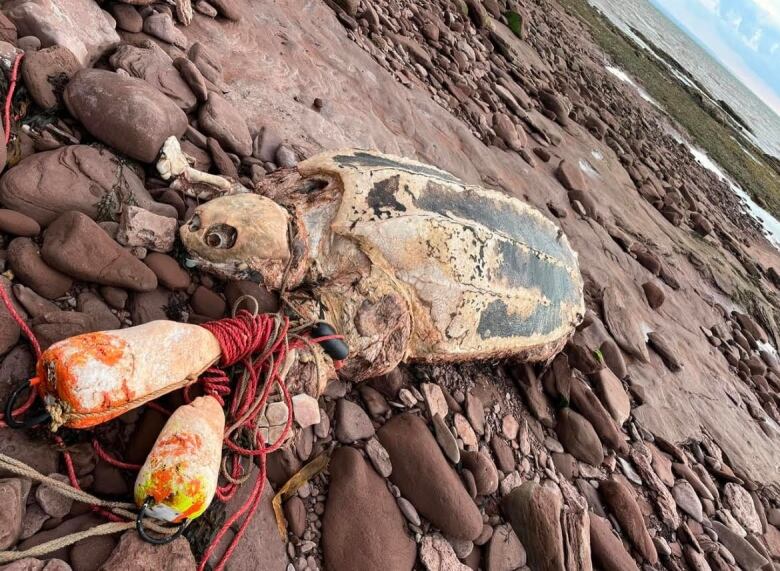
left=36, top=321, right=221, bottom=430
left=135, top=395, right=224, bottom=523
left=180, top=149, right=585, bottom=381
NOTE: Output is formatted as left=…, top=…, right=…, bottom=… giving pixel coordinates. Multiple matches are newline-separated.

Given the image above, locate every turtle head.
left=180, top=194, right=293, bottom=288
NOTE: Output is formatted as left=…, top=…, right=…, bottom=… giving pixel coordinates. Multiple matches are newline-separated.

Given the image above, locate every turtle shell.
left=298, top=149, right=585, bottom=362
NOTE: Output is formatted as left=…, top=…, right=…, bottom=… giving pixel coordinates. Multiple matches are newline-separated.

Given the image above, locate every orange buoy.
left=35, top=321, right=221, bottom=430
left=135, top=395, right=224, bottom=523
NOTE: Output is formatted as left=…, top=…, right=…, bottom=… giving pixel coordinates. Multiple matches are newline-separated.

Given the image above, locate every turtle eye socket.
left=204, top=224, right=237, bottom=249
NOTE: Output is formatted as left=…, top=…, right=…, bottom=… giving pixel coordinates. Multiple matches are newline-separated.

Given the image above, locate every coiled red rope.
left=1, top=281, right=333, bottom=570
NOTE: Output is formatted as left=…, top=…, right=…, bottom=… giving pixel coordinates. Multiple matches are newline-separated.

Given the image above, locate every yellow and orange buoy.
left=34, top=321, right=222, bottom=430
left=135, top=395, right=225, bottom=524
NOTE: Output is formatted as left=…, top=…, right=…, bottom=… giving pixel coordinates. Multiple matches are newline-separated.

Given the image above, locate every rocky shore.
left=0, top=0, right=778, bottom=570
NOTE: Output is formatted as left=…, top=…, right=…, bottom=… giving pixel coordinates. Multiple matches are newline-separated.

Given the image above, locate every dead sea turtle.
left=180, top=149, right=585, bottom=381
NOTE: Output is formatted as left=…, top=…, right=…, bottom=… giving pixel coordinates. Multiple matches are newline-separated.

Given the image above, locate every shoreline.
left=559, top=0, right=780, bottom=219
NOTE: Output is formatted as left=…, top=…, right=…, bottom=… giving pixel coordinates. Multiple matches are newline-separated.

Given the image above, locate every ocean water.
left=587, top=0, right=780, bottom=160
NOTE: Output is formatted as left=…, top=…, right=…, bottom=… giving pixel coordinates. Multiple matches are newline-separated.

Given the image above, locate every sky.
left=648, top=0, right=780, bottom=116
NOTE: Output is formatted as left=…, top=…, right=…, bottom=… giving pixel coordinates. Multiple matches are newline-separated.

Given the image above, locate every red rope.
left=0, top=282, right=40, bottom=428
left=0, top=278, right=332, bottom=569
left=197, top=311, right=303, bottom=571
left=4, top=52, right=23, bottom=145
left=92, top=438, right=142, bottom=471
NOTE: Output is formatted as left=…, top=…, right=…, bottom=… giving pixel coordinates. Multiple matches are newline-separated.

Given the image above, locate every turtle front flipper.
left=316, top=267, right=413, bottom=382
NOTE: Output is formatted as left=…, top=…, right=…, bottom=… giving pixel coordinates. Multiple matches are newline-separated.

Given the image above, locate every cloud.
left=745, top=28, right=763, bottom=51
left=750, top=0, right=780, bottom=28
left=772, top=43, right=780, bottom=54
left=697, top=0, right=721, bottom=14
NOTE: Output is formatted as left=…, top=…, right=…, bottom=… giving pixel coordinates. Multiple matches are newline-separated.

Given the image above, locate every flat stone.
left=556, top=408, right=604, bottom=466
left=68, top=533, right=116, bottom=570
left=198, top=93, right=252, bottom=157
left=35, top=474, right=72, bottom=518
left=143, top=253, right=190, bottom=291
left=461, top=451, right=498, bottom=496
left=589, top=513, right=640, bottom=571
left=672, top=479, right=703, bottom=522
left=465, top=392, right=485, bottom=435
left=378, top=413, right=482, bottom=540
left=109, top=44, right=196, bottom=112
left=323, top=446, right=416, bottom=571
left=365, top=437, right=392, bottom=478
left=291, top=394, right=320, bottom=428
left=7, top=238, right=72, bottom=299
left=556, top=160, right=586, bottom=191
left=711, top=521, right=768, bottom=571
left=454, top=413, right=478, bottom=448
left=0, top=209, right=40, bottom=237
left=485, top=523, right=526, bottom=571
left=0, top=479, right=24, bottom=549
left=591, top=367, right=631, bottom=425
left=723, top=483, right=762, bottom=534
left=501, top=481, right=565, bottom=571
left=111, top=3, right=142, bottom=32
left=432, top=413, right=460, bottom=464
left=603, top=286, right=650, bottom=362
left=422, top=383, right=448, bottom=419
left=419, top=533, right=470, bottom=571
left=117, top=206, right=177, bottom=253
left=599, top=478, right=657, bottom=564
left=490, top=436, right=515, bottom=473
left=284, top=496, right=306, bottom=538
left=101, top=530, right=195, bottom=569
left=335, top=399, right=374, bottom=443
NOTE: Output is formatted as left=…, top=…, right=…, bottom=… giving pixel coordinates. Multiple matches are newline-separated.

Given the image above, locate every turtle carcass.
left=180, top=150, right=584, bottom=381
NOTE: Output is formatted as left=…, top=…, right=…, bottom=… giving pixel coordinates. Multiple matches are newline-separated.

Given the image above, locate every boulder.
left=599, top=479, right=657, bottom=564
left=198, top=93, right=253, bottom=157
left=116, top=206, right=177, bottom=253
left=7, top=238, right=72, bottom=299
left=590, top=367, right=631, bottom=425
left=109, top=44, right=197, bottom=112
left=501, top=482, right=565, bottom=571
left=555, top=408, right=604, bottom=466
left=0, top=478, right=24, bottom=549
left=589, top=513, right=639, bottom=571
left=556, top=160, right=586, bottom=191
left=0, top=145, right=176, bottom=226
left=100, top=530, right=195, bottom=570
left=0, top=209, right=40, bottom=237
left=64, top=69, right=188, bottom=162
left=21, top=45, right=81, bottom=110
left=378, top=413, right=482, bottom=540
left=41, top=211, right=158, bottom=291
left=4, top=0, right=119, bottom=65
left=322, top=447, right=416, bottom=571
